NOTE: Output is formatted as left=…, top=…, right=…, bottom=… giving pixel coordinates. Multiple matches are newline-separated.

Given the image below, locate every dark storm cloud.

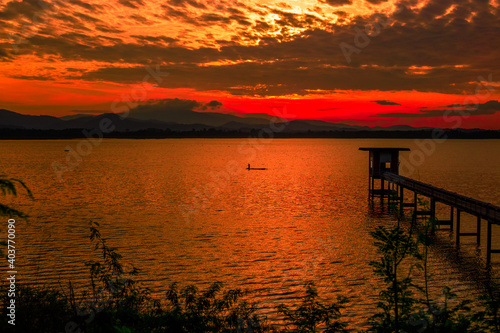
left=129, top=98, right=201, bottom=114
left=320, top=0, right=353, bottom=6
left=269, top=8, right=325, bottom=29
left=118, top=0, right=145, bottom=9
left=56, top=32, right=123, bottom=47
left=45, top=10, right=108, bottom=33
left=448, top=100, right=500, bottom=113
left=0, top=0, right=58, bottom=20
left=198, top=13, right=231, bottom=24
left=168, top=0, right=207, bottom=9
left=161, top=3, right=263, bottom=27
left=77, top=59, right=490, bottom=96
left=161, top=4, right=195, bottom=22
left=417, top=0, right=455, bottom=20
left=129, top=14, right=157, bottom=25
left=159, top=0, right=326, bottom=28
left=371, top=100, right=402, bottom=106
left=70, top=0, right=106, bottom=12
left=0, top=47, right=13, bottom=60
left=102, top=3, right=500, bottom=63
left=70, top=0, right=99, bottom=11
left=318, top=107, right=341, bottom=111
left=72, top=12, right=104, bottom=24
left=377, top=100, right=500, bottom=118
left=149, top=98, right=200, bottom=110
left=2, top=0, right=500, bottom=97
left=201, top=100, right=223, bottom=110
left=131, top=35, right=178, bottom=44
left=52, top=12, right=87, bottom=25
left=475, top=100, right=500, bottom=112
left=6, top=13, right=499, bottom=95
left=10, top=74, right=53, bottom=80
left=364, top=0, right=390, bottom=4
left=206, top=100, right=223, bottom=107
left=94, top=24, right=126, bottom=34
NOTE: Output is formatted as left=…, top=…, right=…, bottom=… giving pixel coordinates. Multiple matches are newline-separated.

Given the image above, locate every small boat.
left=246, top=164, right=267, bottom=170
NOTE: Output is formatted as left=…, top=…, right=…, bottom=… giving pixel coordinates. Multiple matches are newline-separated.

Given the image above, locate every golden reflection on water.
left=1, top=138, right=499, bottom=329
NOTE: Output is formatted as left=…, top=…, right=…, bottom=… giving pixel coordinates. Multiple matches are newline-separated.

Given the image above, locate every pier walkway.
left=360, top=147, right=500, bottom=265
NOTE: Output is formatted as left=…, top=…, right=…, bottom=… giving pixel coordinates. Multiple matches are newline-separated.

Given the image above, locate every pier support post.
left=487, top=221, right=492, bottom=266
left=399, top=186, right=404, bottom=215
left=430, top=199, right=436, bottom=235
left=413, top=192, right=418, bottom=221
left=368, top=156, right=371, bottom=198
left=450, top=207, right=454, bottom=232
left=368, top=175, right=371, bottom=197
left=381, top=178, right=385, bottom=203
left=477, top=217, right=481, bottom=245
left=387, top=181, right=391, bottom=205
left=371, top=177, right=374, bottom=199
left=456, top=209, right=461, bottom=247
left=430, top=199, right=436, bottom=220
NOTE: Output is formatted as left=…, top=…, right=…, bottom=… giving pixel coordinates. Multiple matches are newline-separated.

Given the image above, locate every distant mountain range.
left=0, top=108, right=441, bottom=133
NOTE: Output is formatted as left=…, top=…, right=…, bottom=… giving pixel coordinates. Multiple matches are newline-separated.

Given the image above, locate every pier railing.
left=383, top=172, right=500, bottom=224
left=359, top=147, right=500, bottom=264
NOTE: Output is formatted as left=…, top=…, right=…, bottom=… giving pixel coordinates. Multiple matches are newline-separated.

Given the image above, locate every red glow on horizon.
left=1, top=77, right=499, bottom=129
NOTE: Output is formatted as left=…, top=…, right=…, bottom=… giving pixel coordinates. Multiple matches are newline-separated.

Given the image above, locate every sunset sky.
left=1, top=0, right=500, bottom=128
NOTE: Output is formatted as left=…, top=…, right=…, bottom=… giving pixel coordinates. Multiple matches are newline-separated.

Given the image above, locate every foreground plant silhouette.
left=85, top=221, right=148, bottom=309
left=0, top=175, right=33, bottom=257
left=77, top=221, right=157, bottom=332
left=161, top=281, right=267, bottom=333
left=413, top=199, right=473, bottom=333
left=0, top=175, right=33, bottom=217
left=277, top=282, right=348, bottom=333
left=366, top=197, right=500, bottom=333
left=3, top=207, right=500, bottom=332
left=473, top=285, right=500, bottom=333
left=368, top=225, right=421, bottom=333
left=1, top=222, right=348, bottom=332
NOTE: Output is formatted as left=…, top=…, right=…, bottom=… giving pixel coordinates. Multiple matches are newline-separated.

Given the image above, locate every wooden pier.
left=360, top=147, right=500, bottom=266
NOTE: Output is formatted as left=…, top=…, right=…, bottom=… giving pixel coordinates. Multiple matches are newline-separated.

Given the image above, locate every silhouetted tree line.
left=1, top=128, right=500, bottom=139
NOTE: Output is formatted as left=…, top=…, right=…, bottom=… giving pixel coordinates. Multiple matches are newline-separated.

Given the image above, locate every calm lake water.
left=1, top=138, right=500, bottom=329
